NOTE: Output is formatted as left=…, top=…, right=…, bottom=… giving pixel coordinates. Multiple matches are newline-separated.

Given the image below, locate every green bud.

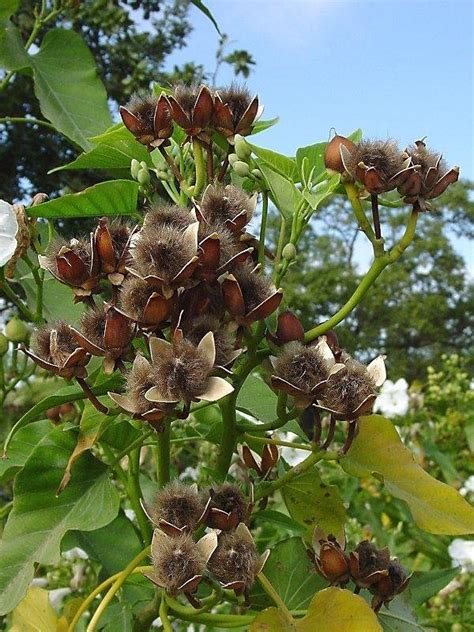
left=137, top=168, right=151, bottom=186
left=251, top=168, right=263, bottom=179
left=233, top=161, right=250, bottom=178
left=451, top=625, right=462, bottom=632
left=4, top=317, right=29, bottom=343
left=228, top=153, right=239, bottom=167
left=157, top=170, right=169, bottom=180
left=130, top=159, right=141, bottom=180
left=140, top=161, right=149, bottom=171
left=0, top=334, right=9, bottom=355
left=282, top=243, right=297, bottom=261
left=234, top=134, right=252, bottom=160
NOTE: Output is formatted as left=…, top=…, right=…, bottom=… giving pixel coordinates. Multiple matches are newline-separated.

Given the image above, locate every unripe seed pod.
left=324, top=135, right=356, bottom=173
left=0, top=333, right=9, bottom=355
left=137, top=168, right=150, bottom=186
left=233, top=161, right=250, bottom=178
left=234, top=134, right=252, bottom=160
left=130, top=159, right=141, bottom=180
left=282, top=243, right=296, bottom=261
left=228, top=153, right=239, bottom=167
left=5, top=317, right=29, bottom=343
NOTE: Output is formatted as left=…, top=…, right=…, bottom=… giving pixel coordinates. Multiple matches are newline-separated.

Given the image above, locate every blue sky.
left=159, top=0, right=473, bottom=270
left=163, top=0, right=473, bottom=178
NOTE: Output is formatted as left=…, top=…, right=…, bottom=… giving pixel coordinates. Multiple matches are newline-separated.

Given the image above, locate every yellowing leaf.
left=250, top=588, right=382, bottom=632
left=10, top=587, right=59, bottom=632
left=300, top=588, right=382, bottom=631
left=342, top=415, right=474, bottom=535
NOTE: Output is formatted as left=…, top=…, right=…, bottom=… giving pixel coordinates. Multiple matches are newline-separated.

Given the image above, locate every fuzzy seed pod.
left=213, top=84, right=261, bottom=141
left=149, top=532, right=207, bottom=595
left=38, top=236, right=100, bottom=300
left=198, top=184, right=256, bottom=232
left=72, top=304, right=133, bottom=374
left=208, top=524, right=268, bottom=593
left=25, top=322, right=90, bottom=378
left=317, top=357, right=379, bottom=420
left=147, top=481, right=207, bottom=534
left=119, top=276, right=170, bottom=328
left=143, top=204, right=192, bottom=231
left=130, top=223, right=199, bottom=290
left=119, top=93, right=172, bottom=148
left=196, top=219, right=252, bottom=280
left=183, top=315, right=237, bottom=368
left=145, top=334, right=234, bottom=405
left=168, top=84, right=214, bottom=141
left=94, top=218, right=136, bottom=284
left=205, top=483, right=250, bottom=530
left=369, top=560, right=410, bottom=612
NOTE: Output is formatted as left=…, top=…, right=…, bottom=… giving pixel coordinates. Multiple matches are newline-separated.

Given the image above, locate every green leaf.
left=3, top=373, right=123, bottom=456
left=0, top=0, right=19, bottom=20
left=348, top=128, right=363, bottom=143
left=27, top=180, right=139, bottom=219
left=0, top=427, right=119, bottom=615
left=259, top=164, right=303, bottom=220
left=50, top=125, right=153, bottom=173
left=252, top=510, right=307, bottom=536
left=408, top=567, right=459, bottom=608
left=296, top=142, right=326, bottom=184
left=63, top=512, right=142, bottom=576
left=237, top=374, right=278, bottom=423
left=190, top=0, right=221, bottom=34
left=0, top=420, right=52, bottom=483
left=248, top=142, right=298, bottom=181
left=30, top=29, right=112, bottom=149
left=251, top=538, right=325, bottom=610
left=303, top=173, right=341, bottom=211
left=0, top=20, right=30, bottom=71
left=421, top=440, right=460, bottom=485
left=377, top=596, right=425, bottom=632
left=281, top=466, right=346, bottom=542
left=341, top=415, right=474, bottom=535
left=252, top=117, right=279, bottom=135
left=58, top=400, right=118, bottom=493
left=250, top=588, right=382, bottom=631
left=10, top=587, right=63, bottom=632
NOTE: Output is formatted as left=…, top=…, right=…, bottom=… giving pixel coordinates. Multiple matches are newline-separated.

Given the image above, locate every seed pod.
left=142, top=480, right=208, bottom=535
left=267, top=310, right=305, bottom=346
left=118, top=276, right=171, bottom=330
left=208, top=523, right=269, bottom=594
left=167, top=84, right=214, bottom=142
left=238, top=442, right=279, bottom=477
left=182, top=315, right=241, bottom=369
left=120, top=93, right=173, bottom=148
left=93, top=217, right=137, bottom=285
left=324, top=134, right=357, bottom=173
left=349, top=540, right=391, bottom=591
left=213, top=85, right=262, bottom=142
left=369, top=559, right=411, bottom=612
left=197, top=184, right=257, bottom=233
left=205, top=483, right=252, bottom=530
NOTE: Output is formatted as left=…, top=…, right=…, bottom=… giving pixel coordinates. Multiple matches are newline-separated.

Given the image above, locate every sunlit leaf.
left=0, top=420, right=52, bottom=483
left=0, top=20, right=29, bottom=71
left=27, top=180, right=139, bottom=219
left=342, top=415, right=474, bottom=535
left=303, top=174, right=341, bottom=210
left=0, top=427, right=119, bottom=615
left=237, top=374, right=278, bottom=423
left=252, top=117, right=279, bottom=135
left=281, top=466, right=346, bottom=542
left=190, top=0, right=221, bottom=34
left=10, top=587, right=64, bottom=632
left=248, top=142, right=298, bottom=181
left=259, top=164, right=303, bottom=220
left=30, top=29, right=112, bottom=148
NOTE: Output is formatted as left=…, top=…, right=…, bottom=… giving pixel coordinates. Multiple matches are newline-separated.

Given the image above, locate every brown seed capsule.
left=119, top=93, right=173, bottom=148
left=196, top=219, right=253, bottom=281
left=205, top=483, right=251, bottom=531
left=268, top=310, right=305, bottom=346
left=197, top=184, right=257, bottom=233
left=324, top=134, right=357, bottom=173
left=182, top=315, right=240, bottom=369
left=144, top=334, right=234, bottom=405
left=167, top=84, right=214, bottom=142
left=238, top=442, right=279, bottom=477
left=349, top=540, right=391, bottom=591
left=93, top=218, right=137, bottom=285
left=213, top=84, right=262, bottom=141
left=143, top=204, right=193, bottom=232
left=143, top=481, right=208, bottom=535
left=71, top=304, right=134, bottom=374
left=313, top=534, right=350, bottom=586
left=118, top=276, right=171, bottom=329
left=208, top=523, right=268, bottom=593
left=144, top=530, right=217, bottom=603
left=369, top=559, right=410, bottom=612
left=23, top=322, right=90, bottom=379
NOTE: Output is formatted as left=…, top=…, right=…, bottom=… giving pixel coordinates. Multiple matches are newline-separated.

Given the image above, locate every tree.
left=280, top=180, right=474, bottom=381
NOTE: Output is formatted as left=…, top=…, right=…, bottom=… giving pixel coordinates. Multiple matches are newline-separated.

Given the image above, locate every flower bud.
left=233, top=161, right=251, bottom=178
left=282, top=243, right=296, bottom=261
left=228, top=153, right=239, bottom=167
left=5, top=317, right=29, bottom=343
left=137, top=168, right=150, bottom=186
left=0, top=333, right=9, bottom=355
left=234, top=134, right=252, bottom=160
left=130, top=159, right=141, bottom=180
left=251, top=168, right=263, bottom=179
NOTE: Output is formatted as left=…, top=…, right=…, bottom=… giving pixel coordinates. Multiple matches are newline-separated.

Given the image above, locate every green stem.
left=258, top=573, right=294, bottom=624
left=23, top=254, right=44, bottom=320
left=159, top=597, right=173, bottom=632
left=254, top=450, right=322, bottom=501
left=0, top=116, right=56, bottom=131
left=216, top=391, right=238, bottom=481
left=165, top=595, right=253, bottom=627
left=244, top=433, right=312, bottom=451
left=110, top=428, right=154, bottom=466
left=156, top=422, right=171, bottom=487
left=273, top=215, right=287, bottom=283
left=258, top=190, right=269, bottom=265
left=86, top=549, right=151, bottom=632
left=182, top=139, right=206, bottom=197
left=0, top=270, right=37, bottom=322
left=344, top=182, right=378, bottom=247
left=127, top=448, right=153, bottom=544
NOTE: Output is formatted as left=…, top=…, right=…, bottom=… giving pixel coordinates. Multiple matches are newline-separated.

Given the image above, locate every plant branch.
left=258, top=190, right=269, bottom=265
left=0, top=116, right=56, bottom=131
left=155, top=421, right=171, bottom=487
left=258, top=572, right=294, bottom=624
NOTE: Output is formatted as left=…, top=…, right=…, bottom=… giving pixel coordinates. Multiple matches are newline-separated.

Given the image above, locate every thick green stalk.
left=258, top=573, right=294, bottom=624
left=155, top=422, right=171, bottom=487
left=0, top=116, right=56, bottom=131
left=0, top=270, right=37, bottom=322
left=182, top=139, right=206, bottom=197
left=216, top=391, right=238, bottom=481
left=127, top=448, right=153, bottom=544
left=258, top=191, right=269, bottom=265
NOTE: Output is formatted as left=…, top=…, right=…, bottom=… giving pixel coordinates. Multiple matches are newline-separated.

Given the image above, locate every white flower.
left=62, top=547, right=89, bottom=561
left=280, top=432, right=306, bottom=467
left=48, top=587, right=71, bottom=609
left=448, top=538, right=474, bottom=572
left=179, top=466, right=199, bottom=481
left=0, top=200, right=18, bottom=267
left=374, top=378, right=409, bottom=417
left=124, top=508, right=136, bottom=521
left=460, top=475, right=474, bottom=497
